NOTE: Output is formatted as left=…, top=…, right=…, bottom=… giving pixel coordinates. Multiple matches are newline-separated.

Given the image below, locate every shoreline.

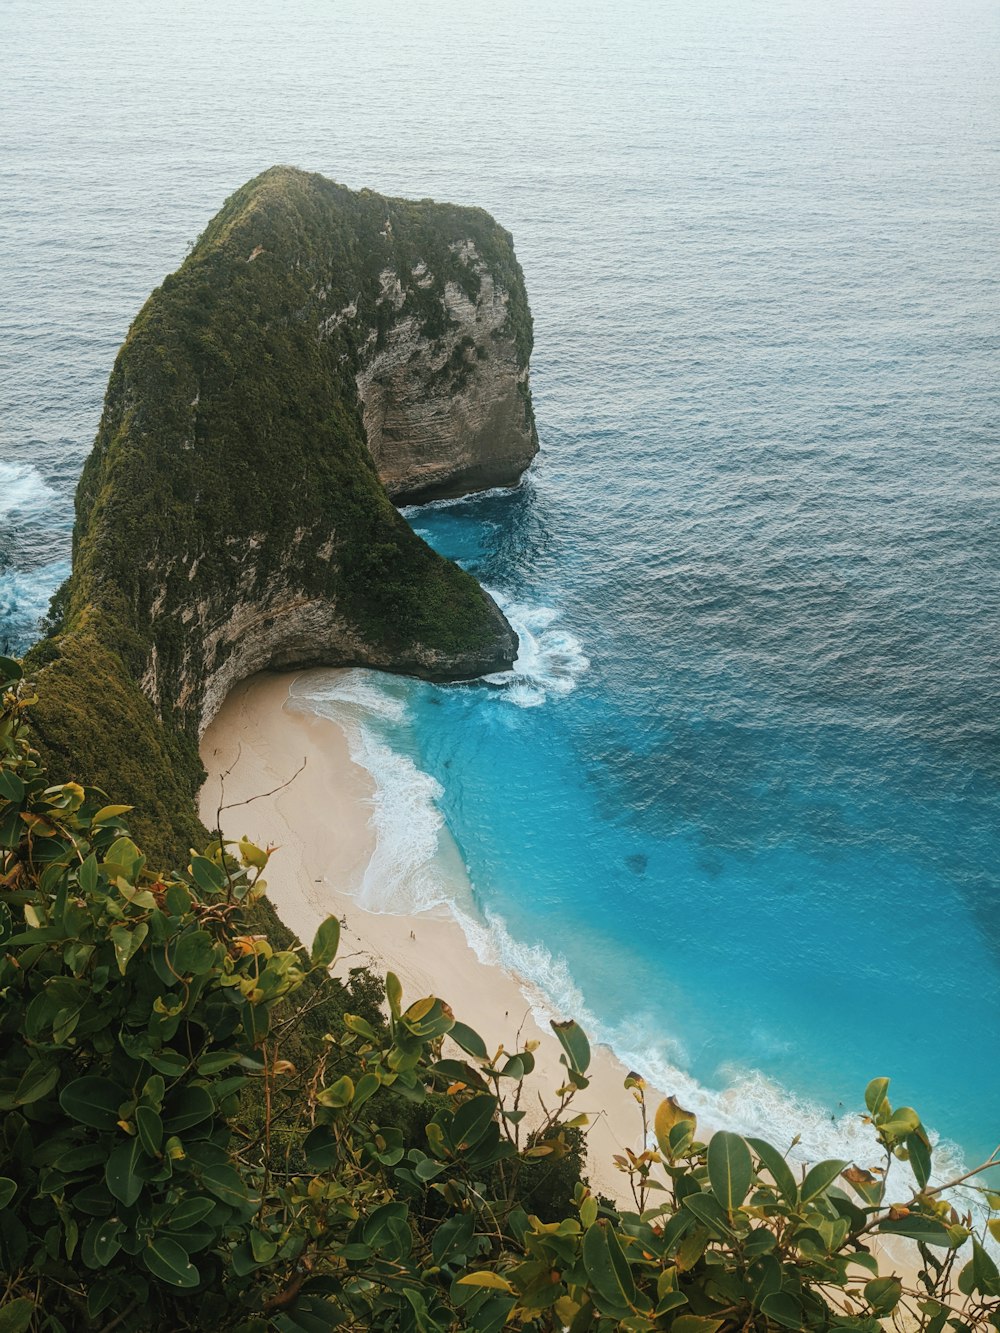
left=198, top=670, right=658, bottom=1202
left=197, top=670, right=931, bottom=1293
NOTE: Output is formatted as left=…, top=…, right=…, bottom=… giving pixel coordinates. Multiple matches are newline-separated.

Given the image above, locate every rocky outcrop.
left=356, top=244, right=537, bottom=503
left=28, top=167, right=535, bottom=857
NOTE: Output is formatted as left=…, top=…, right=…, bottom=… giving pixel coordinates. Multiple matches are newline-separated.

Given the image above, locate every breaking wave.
left=483, top=593, right=590, bottom=707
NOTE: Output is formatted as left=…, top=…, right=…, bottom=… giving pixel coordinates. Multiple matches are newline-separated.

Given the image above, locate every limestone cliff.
left=28, top=167, right=537, bottom=858
left=357, top=238, right=537, bottom=503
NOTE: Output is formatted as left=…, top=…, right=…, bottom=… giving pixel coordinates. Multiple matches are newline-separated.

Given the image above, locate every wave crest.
left=484, top=593, right=590, bottom=707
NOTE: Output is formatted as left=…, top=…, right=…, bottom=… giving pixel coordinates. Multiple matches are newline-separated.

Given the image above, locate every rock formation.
left=357, top=238, right=537, bottom=503
left=27, top=167, right=537, bottom=856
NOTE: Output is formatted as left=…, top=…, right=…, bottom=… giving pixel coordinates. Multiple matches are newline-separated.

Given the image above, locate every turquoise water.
left=2, top=0, right=998, bottom=1166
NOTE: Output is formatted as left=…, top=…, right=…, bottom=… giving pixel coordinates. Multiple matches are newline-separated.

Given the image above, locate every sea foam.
left=287, top=671, right=455, bottom=916
left=0, top=461, right=56, bottom=522
left=455, top=902, right=981, bottom=1218
left=483, top=592, right=590, bottom=707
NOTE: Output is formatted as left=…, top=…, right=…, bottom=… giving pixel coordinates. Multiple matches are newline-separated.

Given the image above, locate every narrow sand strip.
left=199, top=671, right=656, bottom=1202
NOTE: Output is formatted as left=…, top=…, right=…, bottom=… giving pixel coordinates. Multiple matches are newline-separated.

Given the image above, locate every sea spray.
left=0, top=560, right=70, bottom=654
left=482, top=592, right=590, bottom=707
left=0, top=461, right=57, bottom=522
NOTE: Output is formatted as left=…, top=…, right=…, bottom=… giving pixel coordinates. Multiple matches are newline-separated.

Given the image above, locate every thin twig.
left=218, top=758, right=307, bottom=816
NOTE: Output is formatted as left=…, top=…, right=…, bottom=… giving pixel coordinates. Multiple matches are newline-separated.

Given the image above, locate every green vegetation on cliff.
left=27, top=167, right=532, bottom=858
left=3, top=659, right=1000, bottom=1333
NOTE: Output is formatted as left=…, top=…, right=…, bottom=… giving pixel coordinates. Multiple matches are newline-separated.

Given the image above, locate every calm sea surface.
left=2, top=0, right=999, bottom=1165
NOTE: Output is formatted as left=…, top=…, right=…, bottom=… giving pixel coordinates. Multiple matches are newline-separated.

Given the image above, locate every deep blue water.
left=2, top=0, right=998, bottom=1165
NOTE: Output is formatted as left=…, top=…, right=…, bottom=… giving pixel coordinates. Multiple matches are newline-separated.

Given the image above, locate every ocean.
left=2, top=0, right=998, bottom=1172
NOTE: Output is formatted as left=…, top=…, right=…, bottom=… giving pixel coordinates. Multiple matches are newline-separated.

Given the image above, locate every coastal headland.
left=27, top=166, right=537, bottom=860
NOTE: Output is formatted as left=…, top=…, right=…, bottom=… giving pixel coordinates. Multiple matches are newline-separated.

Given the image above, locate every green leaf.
left=310, top=915, right=340, bottom=968
left=343, top=1013, right=378, bottom=1040
left=907, top=1131, right=932, bottom=1191
left=189, top=855, right=225, bottom=894
left=165, top=882, right=192, bottom=915
left=972, top=1238, right=1000, bottom=1296
left=136, top=1105, right=163, bottom=1156
left=230, top=1240, right=259, bottom=1277
left=0, top=769, right=25, bottom=803
left=452, top=1094, right=498, bottom=1151
left=878, top=1215, right=951, bottom=1247
left=168, top=1196, right=216, bottom=1229
left=352, top=1071, right=380, bottom=1110
left=672, top=1317, right=724, bottom=1333
left=449, top=1020, right=488, bottom=1060
left=196, top=1049, right=239, bottom=1075
left=880, top=1106, right=921, bottom=1138
left=865, top=1275, right=902, bottom=1314
left=759, top=1292, right=804, bottom=1329
left=654, top=1292, right=689, bottom=1317
left=163, top=1085, right=215, bottom=1132
left=747, top=1254, right=782, bottom=1308
left=682, top=1191, right=733, bottom=1236
left=303, top=1125, right=338, bottom=1171
left=431, top=1059, right=489, bottom=1092
left=59, top=1076, right=125, bottom=1130
left=78, top=853, right=99, bottom=895
left=106, top=1138, right=146, bottom=1206
left=143, top=1236, right=200, bottom=1289
left=363, top=1201, right=412, bottom=1260
left=432, top=1213, right=475, bottom=1267
left=0, top=1178, right=15, bottom=1209
left=172, top=929, right=216, bottom=975
left=316, top=1075, right=354, bottom=1109
left=86, top=1276, right=118, bottom=1320
left=111, top=921, right=148, bottom=975
left=82, top=1217, right=125, bottom=1269
left=385, top=970, right=402, bottom=1020
left=865, top=1077, right=890, bottom=1116
left=106, top=836, right=144, bottom=879
left=92, top=804, right=133, bottom=826
left=250, top=1229, right=278, bottom=1263
left=799, top=1158, right=848, bottom=1202
left=550, top=1018, right=591, bottom=1074
left=201, top=1163, right=253, bottom=1209
left=144, top=1048, right=189, bottom=1077
left=0, top=1297, right=34, bottom=1333
left=0, top=656, right=23, bottom=684
left=582, top=1221, right=632, bottom=1312
left=747, top=1137, right=798, bottom=1207
left=707, top=1131, right=753, bottom=1212
left=14, top=1060, right=59, bottom=1106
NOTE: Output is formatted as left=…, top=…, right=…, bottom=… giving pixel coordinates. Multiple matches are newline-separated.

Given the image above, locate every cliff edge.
left=28, top=167, right=536, bottom=856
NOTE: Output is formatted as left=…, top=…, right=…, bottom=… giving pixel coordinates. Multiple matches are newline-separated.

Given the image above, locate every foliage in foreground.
left=1, top=654, right=1000, bottom=1333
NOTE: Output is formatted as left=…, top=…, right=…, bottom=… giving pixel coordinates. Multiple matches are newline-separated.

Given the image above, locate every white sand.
left=199, top=671, right=657, bottom=1202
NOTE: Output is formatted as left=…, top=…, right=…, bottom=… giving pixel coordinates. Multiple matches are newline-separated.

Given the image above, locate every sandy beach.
left=199, top=669, right=930, bottom=1309
left=199, top=670, right=658, bottom=1203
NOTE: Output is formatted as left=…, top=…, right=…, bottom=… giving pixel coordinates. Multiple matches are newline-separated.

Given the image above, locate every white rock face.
left=352, top=242, right=538, bottom=503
